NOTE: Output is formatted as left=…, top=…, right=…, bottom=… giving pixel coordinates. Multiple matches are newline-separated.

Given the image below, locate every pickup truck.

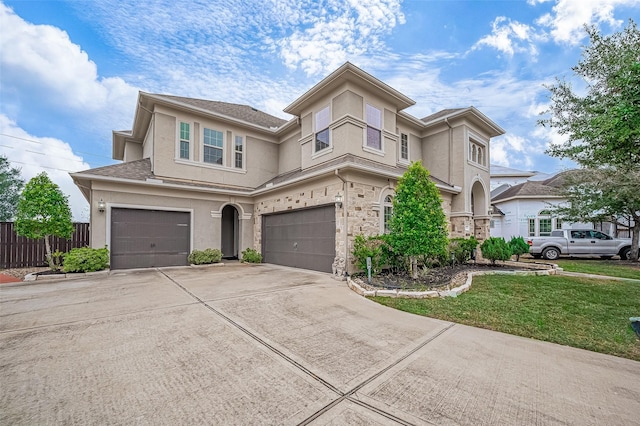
left=527, top=229, right=632, bottom=260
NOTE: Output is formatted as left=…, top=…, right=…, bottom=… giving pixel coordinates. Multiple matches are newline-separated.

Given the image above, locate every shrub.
left=448, top=236, right=479, bottom=265
left=241, top=248, right=262, bottom=263
left=352, top=234, right=389, bottom=276
left=188, top=248, right=222, bottom=265
left=62, top=247, right=109, bottom=273
left=480, top=237, right=512, bottom=265
left=508, top=236, right=530, bottom=261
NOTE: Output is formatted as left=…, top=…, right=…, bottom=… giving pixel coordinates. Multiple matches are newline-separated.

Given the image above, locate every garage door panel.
left=262, top=205, right=335, bottom=273
left=111, top=209, right=190, bottom=269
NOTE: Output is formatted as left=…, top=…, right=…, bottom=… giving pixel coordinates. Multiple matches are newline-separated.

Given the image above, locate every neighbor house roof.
left=490, top=165, right=536, bottom=178
left=491, top=171, right=572, bottom=202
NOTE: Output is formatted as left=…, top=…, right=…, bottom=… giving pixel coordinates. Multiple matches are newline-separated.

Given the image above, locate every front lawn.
left=372, top=274, right=640, bottom=361
left=546, top=258, right=640, bottom=280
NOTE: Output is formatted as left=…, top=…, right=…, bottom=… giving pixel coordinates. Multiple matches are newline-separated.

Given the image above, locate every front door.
left=221, top=205, right=238, bottom=259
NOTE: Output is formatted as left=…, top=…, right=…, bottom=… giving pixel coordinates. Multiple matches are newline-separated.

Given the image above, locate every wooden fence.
left=0, top=222, right=90, bottom=269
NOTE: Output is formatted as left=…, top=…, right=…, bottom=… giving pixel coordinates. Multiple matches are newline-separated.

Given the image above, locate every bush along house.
left=71, top=62, right=504, bottom=276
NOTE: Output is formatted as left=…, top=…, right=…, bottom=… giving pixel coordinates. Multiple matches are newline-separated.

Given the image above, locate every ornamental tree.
left=389, top=161, right=448, bottom=277
left=0, top=155, right=24, bottom=221
left=15, top=172, right=74, bottom=269
left=539, top=20, right=640, bottom=168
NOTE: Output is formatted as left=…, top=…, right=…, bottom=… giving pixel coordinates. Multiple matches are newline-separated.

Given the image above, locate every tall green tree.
left=0, top=155, right=25, bottom=221
left=539, top=20, right=640, bottom=260
left=15, top=172, right=74, bottom=269
left=539, top=20, right=640, bottom=167
left=552, top=168, right=640, bottom=260
left=389, top=161, right=448, bottom=277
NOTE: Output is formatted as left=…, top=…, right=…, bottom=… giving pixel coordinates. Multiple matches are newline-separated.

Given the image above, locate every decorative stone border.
left=347, top=261, right=561, bottom=299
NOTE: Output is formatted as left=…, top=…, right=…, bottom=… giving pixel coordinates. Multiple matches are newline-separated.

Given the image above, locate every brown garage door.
left=262, top=205, right=335, bottom=273
left=110, top=208, right=190, bottom=269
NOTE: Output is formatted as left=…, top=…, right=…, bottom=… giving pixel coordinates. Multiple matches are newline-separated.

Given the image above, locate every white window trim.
left=234, top=135, right=245, bottom=170
left=314, top=105, right=332, bottom=155
left=176, top=120, right=193, bottom=161
left=399, top=132, right=410, bottom=164
left=202, top=127, right=225, bottom=167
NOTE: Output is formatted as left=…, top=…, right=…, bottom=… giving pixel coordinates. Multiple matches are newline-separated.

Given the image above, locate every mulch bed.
left=356, top=263, right=526, bottom=291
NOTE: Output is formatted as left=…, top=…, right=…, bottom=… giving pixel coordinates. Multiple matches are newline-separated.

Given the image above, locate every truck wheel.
left=542, top=247, right=560, bottom=261
left=620, top=247, right=631, bottom=260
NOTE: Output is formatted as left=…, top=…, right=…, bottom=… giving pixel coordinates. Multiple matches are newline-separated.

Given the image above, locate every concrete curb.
left=347, top=266, right=561, bottom=299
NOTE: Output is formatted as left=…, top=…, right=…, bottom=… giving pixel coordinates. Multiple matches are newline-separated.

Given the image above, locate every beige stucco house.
left=72, top=62, right=504, bottom=276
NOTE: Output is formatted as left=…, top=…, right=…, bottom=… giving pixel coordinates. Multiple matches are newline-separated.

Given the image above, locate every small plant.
left=480, top=237, right=512, bottom=265
left=448, top=236, right=479, bottom=265
left=188, top=248, right=222, bottom=265
left=352, top=234, right=389, bottom=276
left=62, top=247, right=109, bottom=273
left=50, top=250, right=65, bottom=272
left=241, top=248, right=262, bottom=263
left=508, top=236, right=530, bottom=261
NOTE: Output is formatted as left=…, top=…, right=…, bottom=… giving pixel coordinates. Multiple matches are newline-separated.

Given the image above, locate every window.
left=400, top=133, right=408, bottom=160
left=539, top=218, right=552, bottom=236
left=528, top=219, right=535, bottom=237
left=179, top=122, right=190, bottom=159
left=366, top=104, right=382, bottom=150
left=383, top=195, right=393, bottom=233
left=315, top=106, right=330, bottom=153
left=469, top=139, right=487, bottom=166
left=555, top=218, right=563, bottom=230
left=234, top=136, right=243, bottom=169
left=203, top=128, right=223, bottom=165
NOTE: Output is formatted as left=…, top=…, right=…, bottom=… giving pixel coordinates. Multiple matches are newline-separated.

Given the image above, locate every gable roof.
left=421, top=108, right=466, bottom=122
left=420, top=106, right=505, bottom=137
left=491, top=171, right=572, bottom=202
left=284, top=62, right=415, bottom=116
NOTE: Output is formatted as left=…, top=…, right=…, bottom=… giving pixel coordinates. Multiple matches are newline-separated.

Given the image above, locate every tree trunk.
left=44, top=234, right=53, bottom=270
left=631, top=218, right=640, bottom=261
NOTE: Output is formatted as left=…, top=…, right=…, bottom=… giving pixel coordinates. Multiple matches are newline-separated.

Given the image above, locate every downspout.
left=444, top=117, right=453, bottom=184
left=335, top=169, right=348, bottom=276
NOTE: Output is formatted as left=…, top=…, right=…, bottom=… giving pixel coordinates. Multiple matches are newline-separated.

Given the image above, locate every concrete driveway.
left=1, top=264, right=638, bottom=425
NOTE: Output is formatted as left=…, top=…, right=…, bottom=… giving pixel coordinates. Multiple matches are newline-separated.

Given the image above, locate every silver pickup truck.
left=527, top=229, right=632, bottom=260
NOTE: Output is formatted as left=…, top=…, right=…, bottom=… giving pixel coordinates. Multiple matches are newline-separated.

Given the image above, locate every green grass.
left=521, top=257, right=640, bottom=280
left=371, top=274, right=640, bottom=361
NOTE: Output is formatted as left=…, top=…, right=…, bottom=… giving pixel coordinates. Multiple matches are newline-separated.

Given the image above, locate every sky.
left=1, top=0, right=639, bottom=220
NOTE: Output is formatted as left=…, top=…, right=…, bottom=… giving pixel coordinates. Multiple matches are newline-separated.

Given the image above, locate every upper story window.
left=315, top=106, right=330, bottom=153
left=366, top=104, right=382, bottom=150
left=203, top=128, right=223, bottom=165
left=400, top=133, right=409, bottom=161
left=468, top=139, right=487, bottom=167
left=234, top=136, right=244, bottom=169
left=179, top=122, right=190, bottom=160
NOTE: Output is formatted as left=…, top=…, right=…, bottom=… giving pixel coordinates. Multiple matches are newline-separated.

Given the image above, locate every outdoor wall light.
left=335, top=194, right=343, bottom=208
left=97, top=199, right=106, bottom=213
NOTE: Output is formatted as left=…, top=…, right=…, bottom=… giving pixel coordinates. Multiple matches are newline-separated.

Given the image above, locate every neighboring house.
left=489, top=165, right=536, bottom=191
left=490, top=170, right=592, bottom=239
left=72, top=62, right=504, bottom=276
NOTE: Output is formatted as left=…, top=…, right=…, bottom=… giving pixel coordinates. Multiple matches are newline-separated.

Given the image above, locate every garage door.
left=110, top=208, right=190, bottom=269
left=262, top=205, right=335, bottom=273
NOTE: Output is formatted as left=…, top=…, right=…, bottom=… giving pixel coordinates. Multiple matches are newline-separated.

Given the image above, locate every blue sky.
left=1, top=0, right=639, bottom=219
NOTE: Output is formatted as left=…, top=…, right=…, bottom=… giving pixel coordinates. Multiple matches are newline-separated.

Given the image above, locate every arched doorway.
left=221, top=205, right=239, bottom=259
left=470, top=180, right=489, bottom=240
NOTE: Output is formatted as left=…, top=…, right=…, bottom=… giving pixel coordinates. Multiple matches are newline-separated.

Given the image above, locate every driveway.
left=1, top=264, right=638, bottom=425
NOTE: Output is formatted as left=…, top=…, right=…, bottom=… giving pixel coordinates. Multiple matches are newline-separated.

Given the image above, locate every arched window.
left=383, top=195, right=393, bottom=233
left=472, top=145, right=477, bottom=163
left=478, top=147, right=484, bottom=165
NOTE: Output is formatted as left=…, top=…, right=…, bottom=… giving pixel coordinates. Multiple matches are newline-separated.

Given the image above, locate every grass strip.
left=372, top=274, right=640, bottom=361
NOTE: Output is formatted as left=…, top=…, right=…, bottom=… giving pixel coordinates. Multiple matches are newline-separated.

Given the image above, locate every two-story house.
left=72, top=63, right=504, bottom=276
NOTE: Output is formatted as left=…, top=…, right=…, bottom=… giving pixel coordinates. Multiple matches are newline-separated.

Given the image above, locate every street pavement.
left=1, top=263, right=638, bottom=425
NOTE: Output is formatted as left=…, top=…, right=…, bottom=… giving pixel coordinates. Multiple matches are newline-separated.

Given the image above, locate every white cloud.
left=536, top=0, right=635, bottom=44
left=0, top=3, right=138, bottom=114
left=0, top=115, right=90, bottom=221
left=473, top=16, right=544, bottom=58
left=276, top=0, right=405, bottom=75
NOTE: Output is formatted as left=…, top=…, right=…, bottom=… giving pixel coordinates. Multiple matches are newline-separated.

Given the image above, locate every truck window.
left=591, top=231, right=610, bottom=240
left=571, top=231, right=586, bottom=239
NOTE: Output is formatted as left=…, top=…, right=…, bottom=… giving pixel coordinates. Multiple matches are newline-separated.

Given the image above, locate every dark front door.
left=262, top=205, right=335, bottom=273
left=221, top=205, right=238, bottom=259
left=110, top=208, right=190, bottom=269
